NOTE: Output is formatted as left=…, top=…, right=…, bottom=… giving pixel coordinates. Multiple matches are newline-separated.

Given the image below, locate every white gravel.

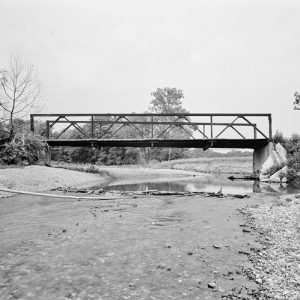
left=242, top=195, right=300, bottom=299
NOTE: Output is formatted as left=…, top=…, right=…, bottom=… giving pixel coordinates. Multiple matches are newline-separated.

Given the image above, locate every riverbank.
left=0, top=165, right=109, bottom=198
left=151, top=156, right=253, bottom=174
left=0, top=164, right=202, bottom=198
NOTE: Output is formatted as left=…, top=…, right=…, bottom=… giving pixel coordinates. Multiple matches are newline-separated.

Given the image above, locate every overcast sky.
left=0, top=0, right=300, bottom=136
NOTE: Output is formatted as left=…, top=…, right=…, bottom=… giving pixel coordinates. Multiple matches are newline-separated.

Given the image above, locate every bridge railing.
left=30, top=113, right=272, bottom=141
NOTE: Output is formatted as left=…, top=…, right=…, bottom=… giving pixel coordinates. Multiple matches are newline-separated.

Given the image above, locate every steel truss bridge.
left=30, top=113, right=272, bottom=149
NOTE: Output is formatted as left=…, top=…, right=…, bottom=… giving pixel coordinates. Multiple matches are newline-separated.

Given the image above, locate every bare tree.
left=0, top=55, right=40, bottom=139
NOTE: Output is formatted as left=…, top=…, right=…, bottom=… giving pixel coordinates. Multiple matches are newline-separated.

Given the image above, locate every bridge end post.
left=30, top=114, right=34, bottom=133
left=253, top=142, right=273, bottom=175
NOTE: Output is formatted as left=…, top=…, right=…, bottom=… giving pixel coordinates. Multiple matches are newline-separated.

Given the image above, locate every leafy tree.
left=149, top=87, right=187, bottom=114
left=147, top=87, right=190, bottom=161
left=0, top=55, right=40, bottom=139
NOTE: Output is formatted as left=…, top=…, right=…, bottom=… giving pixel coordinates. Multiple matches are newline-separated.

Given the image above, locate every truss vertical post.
left=46, top=121, right=50, bottom=139
left=268, top=114, right=272, bottom=139
left=91, top=115, right=94, bottom=138
left=151, top=115, right=154, bottom=139
left=254, top=124, right=257, bottom=139
left=30, top=115, right=34, bottom=133
left=210, top=116, right=213, bottom=138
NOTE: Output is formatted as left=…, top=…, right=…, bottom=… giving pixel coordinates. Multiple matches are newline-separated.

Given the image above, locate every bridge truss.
left=30, top=113, right=272, bottom=149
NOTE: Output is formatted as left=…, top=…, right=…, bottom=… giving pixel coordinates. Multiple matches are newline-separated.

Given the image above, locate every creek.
left=94, top=173, right=297, bottom=195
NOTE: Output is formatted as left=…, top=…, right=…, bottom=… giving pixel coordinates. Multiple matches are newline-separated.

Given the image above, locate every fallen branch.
left=51, top=187, right=105, bottom=194
left=0, top=188, right=118, bottom=201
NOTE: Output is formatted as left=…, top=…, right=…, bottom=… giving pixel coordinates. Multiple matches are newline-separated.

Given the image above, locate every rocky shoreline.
left=240, top=195, right=300, bottom=299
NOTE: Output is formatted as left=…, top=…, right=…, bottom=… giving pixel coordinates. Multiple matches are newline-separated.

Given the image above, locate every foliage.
left=294, top=91, right=300, bottom=110
left=187, top=148, right=252, bottom=158
left=285, top=133, right=300, bottom=156
left=148, top=87, right=187, bottom=114
left=273, top=131, right=286, bottom=147
left=275, top=132, right=300, bottom=184
left=0, top=133, right=48, bottom=165
left=147, top=87, right=190, bottom=162
left=50, top=146, right=142, bottom=165
left=267, top=163, right=285, bottom=177
left=84, top=165, right=99, bottom=174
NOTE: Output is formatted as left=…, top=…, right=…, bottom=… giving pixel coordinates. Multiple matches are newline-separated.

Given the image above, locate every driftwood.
left=127, top=190, right=250, bottom=199
left=52, top=187, right=104, bottom=194
left=0, top=188, right=118, bottom=201
left=228, top=175, right=258, bottom=181
left=46, top=187, right=250, bottom=199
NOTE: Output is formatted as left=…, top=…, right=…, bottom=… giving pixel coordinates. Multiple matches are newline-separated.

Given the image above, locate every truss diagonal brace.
left=182, top=116, right=209, bottom=139
left=240, top=116, right=268, bottom=139
left=214, top=116, right=239, bottom=139
left=123, top=116, right=145, bottom=138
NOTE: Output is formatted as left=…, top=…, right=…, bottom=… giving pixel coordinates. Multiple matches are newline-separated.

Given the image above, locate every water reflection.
left=100, top=174, right=295, bottom=194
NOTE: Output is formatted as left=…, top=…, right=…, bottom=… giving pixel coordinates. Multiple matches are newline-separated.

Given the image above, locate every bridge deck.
left=46, top=138, right=270, bottom=149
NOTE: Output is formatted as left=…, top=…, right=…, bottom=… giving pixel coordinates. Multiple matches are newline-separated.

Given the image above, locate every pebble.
left=241, top=199, right=300, bottom=299
left=207, top=282, right=216, bottom=289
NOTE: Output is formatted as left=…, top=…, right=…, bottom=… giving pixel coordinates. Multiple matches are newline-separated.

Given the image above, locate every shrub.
left=280, top=133, right=300, bottom=184
left=285, top=133, right=300, bottom=156
left=267, top=163, right=285, bottom=176
left=287, top=168, right=298, bottom=183
left=273, top=130, right=287, bottom=146
left=0, top=133, right=48, bottom=165
left=84, top=165, right=98, bottom=174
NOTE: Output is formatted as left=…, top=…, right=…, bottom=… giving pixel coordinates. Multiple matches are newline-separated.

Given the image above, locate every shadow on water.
left=99, top=174, right=299, bottom=194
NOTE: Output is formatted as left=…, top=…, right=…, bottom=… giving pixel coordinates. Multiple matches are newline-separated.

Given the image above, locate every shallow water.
left=0, top=192, right=267, bottom=299
left=98, top=174, right=297, bottom=195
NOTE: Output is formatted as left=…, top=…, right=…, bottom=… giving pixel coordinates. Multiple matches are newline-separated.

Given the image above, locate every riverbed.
left=0, top=163, right=292, bottom=299
left=0, top=190, right=273, bottom=299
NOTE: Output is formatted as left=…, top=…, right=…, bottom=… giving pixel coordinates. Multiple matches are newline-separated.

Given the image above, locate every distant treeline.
left=50, top=146, right=252, bottom=165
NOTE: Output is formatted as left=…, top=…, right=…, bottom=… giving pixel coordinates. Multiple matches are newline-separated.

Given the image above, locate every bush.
left=267, top=163, right=285, bottom=176
left=287, top=168, right=298, bottom=183
left=84, top=165, right=98, bottom=174
left=273, top=130, right=287, bottom=147
left=0, top=133, right=49, bottom=165
left=279, top=133, right=300, bottom=184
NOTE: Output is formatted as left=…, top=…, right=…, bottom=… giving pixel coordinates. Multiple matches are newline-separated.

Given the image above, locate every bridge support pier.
left=253, top=142, right=273, bottom=174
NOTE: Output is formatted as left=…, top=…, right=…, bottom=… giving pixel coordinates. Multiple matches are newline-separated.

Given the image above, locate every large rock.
left=269, top=166, right=288, bottom=183
left=260, top=143, right=287, bottom=176
left=275, top=143, right=287, bottom=164
left=261, top=156, right=275, bottom=175
left=259, top=174, right=271, bottom=182
left=271, top=149, right=281, bottom=165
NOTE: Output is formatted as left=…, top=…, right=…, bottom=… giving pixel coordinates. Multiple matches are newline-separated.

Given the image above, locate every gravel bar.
left=240, top=195, right=300, bottom=300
